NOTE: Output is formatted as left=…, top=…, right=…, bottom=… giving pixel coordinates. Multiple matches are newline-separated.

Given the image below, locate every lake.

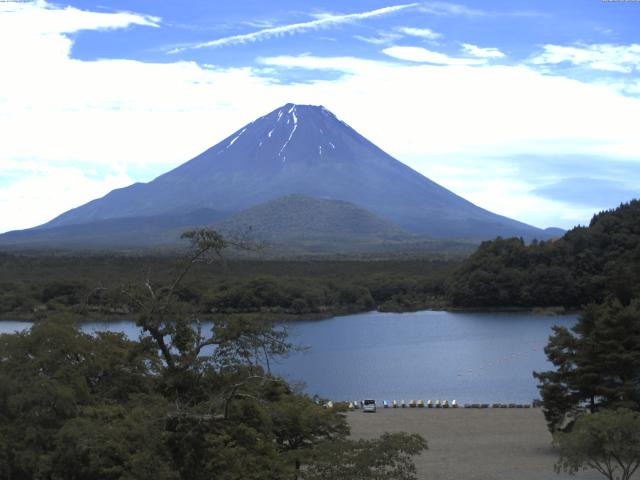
left=0, top=310, right=577, bottom=404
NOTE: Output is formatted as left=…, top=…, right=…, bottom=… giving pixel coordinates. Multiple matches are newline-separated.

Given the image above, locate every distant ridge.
left=1, top=103, right=562, bottom=249
left=216, top=195, right=412, bottom=241
left=0, top=209, right=228, bottom=249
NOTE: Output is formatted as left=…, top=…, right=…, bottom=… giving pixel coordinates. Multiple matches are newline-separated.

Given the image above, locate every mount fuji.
left=0, top=103, right=560, bottom=249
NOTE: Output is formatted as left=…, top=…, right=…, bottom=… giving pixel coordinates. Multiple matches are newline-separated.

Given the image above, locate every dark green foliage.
left=554, top=409, right=640, bottom=480
left=534, top=299, right=640, bottom=431
left=0, top=314, right=424, bottom=480
left=447, top=200, right=640, bottom=308
left=303, top=432, right=428, bottom=480
left=0, top=230, right=428, bottom=479
left=215, top=194, right=416, bottom=246
left=0, top=253, right=456, bottom=320
left=0, top=317, right=167, bottom=480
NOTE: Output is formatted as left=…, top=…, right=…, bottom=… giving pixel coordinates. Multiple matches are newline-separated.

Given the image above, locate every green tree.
left=534, top=299, right=640, bottom=431
left=0, top=316, right=160, bottom=480
left=555, top=409, right=640, bottom=480
left=269, top=395, right=350, bottom=475
left=303, top=432, right=428, bottom=480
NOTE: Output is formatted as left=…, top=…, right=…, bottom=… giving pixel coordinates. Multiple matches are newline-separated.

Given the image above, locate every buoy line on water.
left=454, top=341, right=544, bottom=379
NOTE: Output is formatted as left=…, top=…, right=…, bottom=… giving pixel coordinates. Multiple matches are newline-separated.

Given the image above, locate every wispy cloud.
left=354, top=31, right=403, bottom=45
left=418, top=2, right=486, bottom=16
left=242, top=19, right=277, bottom=29
left=396, top=26, right=441, bottom=40
left=169, top=3, right=418, bottom=53
left=461, top=43, right=505, bottom=58
left=355, top=26, right=440, bottom=46
left=418, top=1, right=546, bottom=18
left=530, top=43, right=640, bottom=74
left=257, top=54, right=388, bottom=74
left=382, top=46, right=484, bottom=65
left=532, top=177, right=640, bottom=208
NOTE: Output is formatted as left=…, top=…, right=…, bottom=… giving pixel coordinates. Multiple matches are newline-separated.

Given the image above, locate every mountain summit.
left=20, top=103, right=554, bottom=243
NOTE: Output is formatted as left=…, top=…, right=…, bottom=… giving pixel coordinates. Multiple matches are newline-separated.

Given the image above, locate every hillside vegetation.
left=447, top=200, right=640, bottom=308
left=0, top=255, right=456, bottom=321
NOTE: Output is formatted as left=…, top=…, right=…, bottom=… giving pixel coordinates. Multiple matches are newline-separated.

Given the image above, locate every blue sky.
left=0, top=0, right=639, bottom=233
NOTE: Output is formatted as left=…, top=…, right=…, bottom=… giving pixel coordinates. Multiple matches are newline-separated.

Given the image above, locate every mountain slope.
left=0, top=209, right=227, bottom=249
left=16, top=103, right=556, bottom=242
left=0, top=196, right=472, bottom=255
left=215, top=194, right=412, bottom=240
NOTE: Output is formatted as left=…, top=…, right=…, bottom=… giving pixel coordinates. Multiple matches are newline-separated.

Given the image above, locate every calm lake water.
left=0, top=310, right=577, bottom=404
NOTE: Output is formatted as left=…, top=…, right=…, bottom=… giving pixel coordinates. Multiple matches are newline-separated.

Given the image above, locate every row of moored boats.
left=348, top=399, right=458, bottom=409
left=323, top=400, right=536, bottom=410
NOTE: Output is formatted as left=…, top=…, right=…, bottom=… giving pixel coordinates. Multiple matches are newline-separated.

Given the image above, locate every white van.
left=362, top=399, right=376, bottom=412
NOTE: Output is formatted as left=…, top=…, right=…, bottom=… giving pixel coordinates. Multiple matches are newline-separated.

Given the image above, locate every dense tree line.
left=0, top=254, right=454, bottom=321
left=0, top=230, right=427, bottom=480
left=447, top=200, right=640, bottom=308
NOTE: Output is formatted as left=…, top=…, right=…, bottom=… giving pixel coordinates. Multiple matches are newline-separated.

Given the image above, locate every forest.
left=0, top=254, right=455, bottom=321
left=2, top=201, right=640, bottom=322
left=446, top=200, right=640, bottom=309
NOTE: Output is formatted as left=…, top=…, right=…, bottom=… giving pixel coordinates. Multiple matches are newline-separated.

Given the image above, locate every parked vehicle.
left=363, top=399, right=376, bottom=412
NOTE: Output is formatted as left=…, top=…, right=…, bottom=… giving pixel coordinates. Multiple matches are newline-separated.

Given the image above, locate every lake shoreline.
left=0, top=304, right=577, bottom=323
left=1, top=310, right=579, bottom=403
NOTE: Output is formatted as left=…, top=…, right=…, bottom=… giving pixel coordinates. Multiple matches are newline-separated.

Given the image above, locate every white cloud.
left=461, top=43, right=505, bottom=58
left=256, top=54, right=640, bottom=227
left=382, top=46, right=485, bottom=65
left=530, top=43, right=640, bottom=73
left=256, top=54, right=391, bottom=73
left=396, top=26, right=441, bottom=40
left=417, top=2, right=545, bottom=18
left=1, top=3, right=640, bottom=231
left=354, top=32, right=403, bottom=45
left=256, top=54, right=640, bottom=160
left=0, top=0, right=159, bottom=33
left=169, top=3, right=418, bottom=53
left=418, top=2, right=486, bottom=16
left=354, top=26, right=440, bottom=46
left=0, top=164, right=133, bottom=233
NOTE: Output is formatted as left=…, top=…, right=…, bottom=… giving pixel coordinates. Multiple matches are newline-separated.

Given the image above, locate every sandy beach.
left=347, top=408, right=619, bottom=480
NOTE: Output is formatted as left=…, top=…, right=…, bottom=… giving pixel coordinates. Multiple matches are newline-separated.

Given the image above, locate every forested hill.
left=447, top=200, right=640, bottom=308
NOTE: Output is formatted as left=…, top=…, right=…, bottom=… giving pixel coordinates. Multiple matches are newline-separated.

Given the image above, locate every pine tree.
left=534, top=299, right=640, bottom=431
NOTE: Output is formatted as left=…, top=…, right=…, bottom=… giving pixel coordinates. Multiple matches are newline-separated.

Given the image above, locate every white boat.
left=392, top=400, right=398, bottom=408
